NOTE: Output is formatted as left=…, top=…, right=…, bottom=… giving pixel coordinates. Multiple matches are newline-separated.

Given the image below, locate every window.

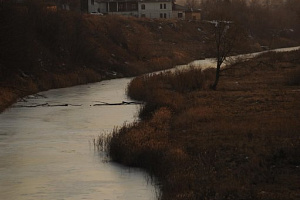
left=164, top=13, right=167, bottom=18
left=164, top=4, right=166, bottom=9
left=160, top=13, right=163, bottom=18
left=141, top=4, right=145, bottom=10
left=91, top=0, right=94, bottom=5
left=132, top=3, right=137, bottom=10
left=160, top=4, right=162, bottom=9
left=109, top=2, right=117, bottom=12
left=178, top=13, right=183, bottom=18
left=118, top=4, right=124, bottom=11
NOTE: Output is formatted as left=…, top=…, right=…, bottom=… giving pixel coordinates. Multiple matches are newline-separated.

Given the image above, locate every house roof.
left=173, top=4, right=187, bottom=11
left=185, top=8, right=201, bottom=13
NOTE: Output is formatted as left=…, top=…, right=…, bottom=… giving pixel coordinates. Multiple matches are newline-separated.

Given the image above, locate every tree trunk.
left=211, top=61, right=221, bottom=90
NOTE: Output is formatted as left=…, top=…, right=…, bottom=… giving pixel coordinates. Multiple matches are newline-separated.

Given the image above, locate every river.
left=0, top=78, right=157, bottom=200
left=169, top=46, right=300, bottom=72
left=0, top=46, right=299, bottom=200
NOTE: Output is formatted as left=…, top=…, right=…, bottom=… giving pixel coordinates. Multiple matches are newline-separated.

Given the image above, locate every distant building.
left=185, top=9, right=201, bottom=20
left=86, top=0, right=173, bottom=19
left=172, top=4, right=186, bottom=19
left=83, top=0, right=203, bottom=20
left=139, top=0, right=172, bottom=19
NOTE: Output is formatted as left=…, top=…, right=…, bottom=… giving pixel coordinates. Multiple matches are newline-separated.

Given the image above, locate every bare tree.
left=207, top=20, right=240, bottom=90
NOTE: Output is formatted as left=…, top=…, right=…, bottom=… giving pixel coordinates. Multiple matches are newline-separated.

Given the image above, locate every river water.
left=0, top=78, right=157, bottom=200
left=0, top=46, right=299, bottom=200
left=169, top=46, right=300, bottom=72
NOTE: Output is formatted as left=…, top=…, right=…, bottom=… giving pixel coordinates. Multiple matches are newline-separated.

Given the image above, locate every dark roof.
left=185, top=8, right=201, bottom=13
left=173, top=4, right=187, bottom=11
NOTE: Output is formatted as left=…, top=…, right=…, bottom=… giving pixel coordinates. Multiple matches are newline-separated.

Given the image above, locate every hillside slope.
left=1, top=1, right=298, bottom=111
left=0, top=4, right=210, bottom=111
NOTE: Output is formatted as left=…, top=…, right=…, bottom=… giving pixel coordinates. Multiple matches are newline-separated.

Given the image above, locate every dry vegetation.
left=0, top=3, right=210, bottom=112
left=106, top=50, right=300, bottom=200
left=2, top=0, right=299, bottom=198
left=1, top=0, right=300, bottom=112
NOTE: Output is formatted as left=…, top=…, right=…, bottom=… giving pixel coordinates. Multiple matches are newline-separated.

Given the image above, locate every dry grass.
left=36, top=68, right=102, bottom=90
left=0, top=6, right=214, bottom=112
left=107, top=50, right=300, bottom=200
left=0, top=87, right=19, bottom=112
left=127, top=67, right=215, bottom=119
left=0, top=68, right=102, bottom=112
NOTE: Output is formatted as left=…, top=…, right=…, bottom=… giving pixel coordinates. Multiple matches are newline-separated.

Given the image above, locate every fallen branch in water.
left=93, top=101, right=143, bottom=106
left=14, top=103, right=82, bottom=108
left=13, top=101, right=141, bottom=108
left=47, top=104, right=82, bottom=107
left=14, top=103, right=49, bottom=107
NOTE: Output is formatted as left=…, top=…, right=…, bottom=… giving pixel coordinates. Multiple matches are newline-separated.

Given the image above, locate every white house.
left=139, top=0, right=172, bottom=19
left=86, top=0, right=173, bottom=19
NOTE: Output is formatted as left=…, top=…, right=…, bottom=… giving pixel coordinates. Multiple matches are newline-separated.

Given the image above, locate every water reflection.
left=0, top=78, right=157, bottom=200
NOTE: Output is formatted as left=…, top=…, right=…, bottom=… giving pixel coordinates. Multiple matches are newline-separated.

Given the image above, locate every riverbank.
left=3, top=2, right=300, bottom=113
left=0, top=13, right=206, bottom=112
left=0, top=3, right=206, bottom=112
left=106, top=49, right=300, bottom=200
left=0, top=68, right=105, bottom=112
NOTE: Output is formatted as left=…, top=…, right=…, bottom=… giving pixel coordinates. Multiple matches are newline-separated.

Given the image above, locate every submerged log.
left=14, top=103, right=49, bottom=108
left=13, top=101, right=141, bottom=108
left=93, top=101, right=143, bottom=106
left=14, top=103, right=82, bottom=108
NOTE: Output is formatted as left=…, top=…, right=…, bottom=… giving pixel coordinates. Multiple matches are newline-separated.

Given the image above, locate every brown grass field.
left=105, top=50, right=300, bottom=200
